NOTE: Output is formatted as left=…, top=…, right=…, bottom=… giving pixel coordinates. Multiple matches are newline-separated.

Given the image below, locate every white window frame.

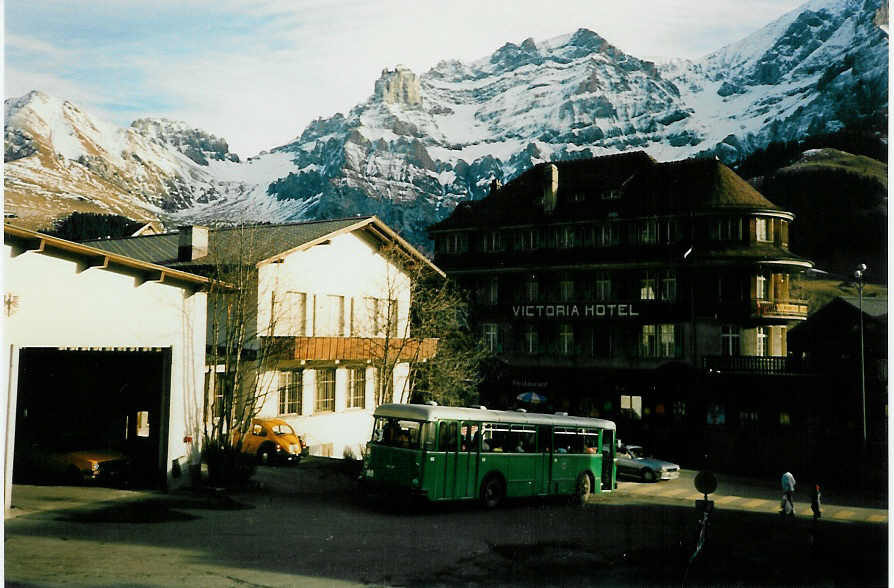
left=721, top=325, right=741, bottom=357
left=660, top=271, right=676, bottom=301
left=278, top=369, right=302, bottom=415
left=640, top=273, right=656, bottom=301
left=315, top=368, right=336, bottom=413
left=559, top=324, right=574, bottom=355
left=756, top=218, right=769, bottom=242
left=755, top=326, right=767, bottom=357
left=483, top=323, right=499, bottom=353
left=595, top=274, right=611, bottom=300
left=347, top=367, right=366, bottom=409
left=524, top=325, right=539, bottom=354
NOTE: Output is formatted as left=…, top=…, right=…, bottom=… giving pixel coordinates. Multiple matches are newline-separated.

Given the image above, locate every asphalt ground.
left=3, top=460, right=889, bottom=587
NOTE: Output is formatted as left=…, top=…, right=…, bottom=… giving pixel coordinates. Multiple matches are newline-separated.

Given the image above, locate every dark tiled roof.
left=620, top=157, right=783, bottom=214
left=840, top=296, right=888, bottom=318
left=430, top=153, right=785, bottom=232
left=83, top=217, right=374, bottom=269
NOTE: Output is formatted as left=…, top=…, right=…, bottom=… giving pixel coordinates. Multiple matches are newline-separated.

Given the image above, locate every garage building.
left=4, top=224, right=211, bottom=510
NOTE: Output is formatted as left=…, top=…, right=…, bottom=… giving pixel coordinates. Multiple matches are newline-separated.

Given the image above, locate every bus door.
left=601, top=428, right=616, bottom=490
left=506, top=424, right=538, bottom=496
left=551, top=427, right=577, bottom=493
left=439, top=421, right=459, bottom=499
left=454, top=421, right=479, bottom=499
left=536, top=425, right=553, bottom=495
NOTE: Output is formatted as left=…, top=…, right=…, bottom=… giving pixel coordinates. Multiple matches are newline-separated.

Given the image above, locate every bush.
left=202, top=441, right=256, bottom=488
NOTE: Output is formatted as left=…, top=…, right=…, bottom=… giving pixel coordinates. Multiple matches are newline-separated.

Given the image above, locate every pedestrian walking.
left=780, top=471, right=796, bottom=517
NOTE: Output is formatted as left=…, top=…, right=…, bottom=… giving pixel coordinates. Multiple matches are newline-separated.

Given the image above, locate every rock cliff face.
left=4, top=0, right=888, bottom=252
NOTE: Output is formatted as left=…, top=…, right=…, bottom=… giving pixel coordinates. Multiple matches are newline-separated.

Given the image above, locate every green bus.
left=360, top=403, right=617, bottom=507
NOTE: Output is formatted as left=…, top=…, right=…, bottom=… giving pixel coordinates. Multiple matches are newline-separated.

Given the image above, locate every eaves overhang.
left=4, top=223, right=228, bottom=291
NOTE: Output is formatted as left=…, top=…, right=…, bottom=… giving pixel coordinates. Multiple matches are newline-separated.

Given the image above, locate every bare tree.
left=363, top=245, right=491, bottom=407
left=197, top=224, right=290, bottom=479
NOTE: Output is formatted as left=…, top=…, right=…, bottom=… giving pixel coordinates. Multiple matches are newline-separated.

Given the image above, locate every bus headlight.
left=412, top=478, right=420, bottom=487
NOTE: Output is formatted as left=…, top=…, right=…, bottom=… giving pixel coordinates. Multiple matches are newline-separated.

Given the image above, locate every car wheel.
left=641, top=468, right=656, bottom=483
left=574, top=472, right=592, bottom=505
left=257, top=445, right=273, bottom=465
left=480, top=475, right=505, bottom=509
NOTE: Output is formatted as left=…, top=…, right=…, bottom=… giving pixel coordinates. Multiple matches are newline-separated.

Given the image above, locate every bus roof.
left=373, top=403, right=616, bottom=430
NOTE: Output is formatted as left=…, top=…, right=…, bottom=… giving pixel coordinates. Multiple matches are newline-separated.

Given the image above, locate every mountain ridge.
left=4, top=0, right=888, bottom=252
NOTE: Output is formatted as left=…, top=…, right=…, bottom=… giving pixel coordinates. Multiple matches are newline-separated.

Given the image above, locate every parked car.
left=236, top=418, right=307, bottom=465
left=14, top=443, right=131, bottom=486
left=616, top=443, right=680, bottom=482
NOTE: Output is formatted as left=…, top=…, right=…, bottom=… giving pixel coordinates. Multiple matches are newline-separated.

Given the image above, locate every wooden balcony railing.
left=262, top=336, right=439, bottom=362
left=753, top=298, right=808, bottom=319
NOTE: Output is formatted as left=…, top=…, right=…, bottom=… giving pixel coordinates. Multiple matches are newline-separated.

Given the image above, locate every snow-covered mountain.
left=4, top=0, right=887, bottom=251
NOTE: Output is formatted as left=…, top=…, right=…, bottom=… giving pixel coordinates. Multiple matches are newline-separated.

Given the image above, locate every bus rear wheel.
left=480, top=475, right=505, bottom=509
left=574, top=472, right=592, bottom=505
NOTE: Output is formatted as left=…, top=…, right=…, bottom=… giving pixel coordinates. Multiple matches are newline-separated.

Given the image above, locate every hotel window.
left=739, top=410, right=759, bottom=427
left=524, top=325, right=539, bottom=354
left=481, top=231, right=502, bottom=252
left=755, top=218, right=770, bottom=242
left=278, top=369, right=302, bottom=415
left=707, top=403, right=726, bottom=425
left=673, top=401, right=687, bottom=421
left=640, top=220, right=658, bottom=244
left=517, top=228, right=540, bottom=250
left=559, top=324, right=574, bottom=355
left=641, top=324, right=657, bottom=358
left=525, top=275, right=539, bottom=302
left=659, top=324, right=676, bottom=357
left=596, top=223, right=618, bottom=247
left=347, top=368, right=366, bottom=409
left=779, top=411, right=791, bottom=426
left=592, top=327, right=613, bottom=357
left=721, top=325, right=741, bottom=356
left=315, top=368, right=336, bottom=413
left=482, top=323, right=500, bottom=352
left=660, top=219, right=678, bottom=244
left=559, top=278, right=575, bottom=301
left=660, top=271, right=677, bottom=301
left=486, top=277, right=499, bottom=305
left=559, top=226, right=575, bottom=248
left=601, top=189, right=621, bottom=200
left=755, top=326, right=767, bottom=357
left=756, top=274, right=767, bottom=299
left=594, top=273, right=611, bottom=300
left=640, top=272, right=656, bottom=300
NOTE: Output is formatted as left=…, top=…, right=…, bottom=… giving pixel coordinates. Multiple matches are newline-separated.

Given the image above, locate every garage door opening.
left=13, top=347, right=171, bottom=489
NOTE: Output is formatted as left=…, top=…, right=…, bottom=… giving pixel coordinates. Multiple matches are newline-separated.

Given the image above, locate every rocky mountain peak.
left=489, top=37, right=543, bottom=70
left=131, top=117, right=239, bottom=165
left=373, top=65, right=423, bottom=108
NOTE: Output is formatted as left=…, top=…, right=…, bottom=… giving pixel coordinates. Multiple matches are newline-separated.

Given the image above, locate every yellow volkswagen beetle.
left=237, top=418, right=306, bottom=465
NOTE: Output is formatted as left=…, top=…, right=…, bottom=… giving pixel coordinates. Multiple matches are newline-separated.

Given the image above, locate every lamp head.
left=857, top=263, right=868, bottom=272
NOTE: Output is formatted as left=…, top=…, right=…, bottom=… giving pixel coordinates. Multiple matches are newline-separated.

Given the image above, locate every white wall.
left=3, top=244, right=207, bottom=507
left=258, top=231, right=412, bottom=338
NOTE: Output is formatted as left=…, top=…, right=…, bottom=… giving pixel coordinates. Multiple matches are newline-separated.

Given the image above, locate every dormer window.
left=601, top=189, right=621, bottom=200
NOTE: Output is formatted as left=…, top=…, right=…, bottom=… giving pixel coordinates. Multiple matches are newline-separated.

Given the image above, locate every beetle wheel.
left=480, top=475, right=505, bottom=509
left=257, top=445, right=273, bottom=465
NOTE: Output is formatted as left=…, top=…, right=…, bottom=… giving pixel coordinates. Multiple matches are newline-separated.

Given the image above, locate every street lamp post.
left=854, top=264, right=867, bottom=449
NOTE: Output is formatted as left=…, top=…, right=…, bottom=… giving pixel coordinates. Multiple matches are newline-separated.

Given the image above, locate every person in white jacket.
left=781, top=471, right=796, bottom=516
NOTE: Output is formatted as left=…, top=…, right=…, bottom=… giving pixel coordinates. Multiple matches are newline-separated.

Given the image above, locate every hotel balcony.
left=703, top=355, right=813, bottom=375
left=752, top=298, right=809, bottom=320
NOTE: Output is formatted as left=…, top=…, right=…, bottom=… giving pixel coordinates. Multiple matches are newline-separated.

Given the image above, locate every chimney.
left=178, top=226, right=209, bottom=261
left=542, top=164, right=558, bottom=214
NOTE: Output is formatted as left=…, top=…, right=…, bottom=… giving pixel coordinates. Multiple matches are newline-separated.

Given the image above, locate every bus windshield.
left=372, top=417, right=423, bottom=449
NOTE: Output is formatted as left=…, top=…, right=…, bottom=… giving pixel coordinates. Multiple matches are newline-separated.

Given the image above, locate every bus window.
left=438, top=421, right=450, bottom=452
left=446, top=422, right=458, bottom=451
left=510, top=425, right=536, bottom=453
left=422, top=422, right=437, bottom=450
left=372, top=417, right=422, bottom=448
left=462, top=423, right=479, bottom=452
left=582, top=428, right=600, bottom=454
left=482, top=423, right=510, bottom=452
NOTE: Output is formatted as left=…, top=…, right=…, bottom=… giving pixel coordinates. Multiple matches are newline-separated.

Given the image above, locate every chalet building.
left=87, top=217, right=441, bottom=459
left=428, top=153, right=816, bottom=473
left=4, top=224, right=212, bottom=508
left=788, top=296, right=887, bottom=480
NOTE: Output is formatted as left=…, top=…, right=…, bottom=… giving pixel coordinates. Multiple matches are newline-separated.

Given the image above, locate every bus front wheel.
left=574, top=472, right=592, bottom=505
left=480, top=475, right=505, bottom=509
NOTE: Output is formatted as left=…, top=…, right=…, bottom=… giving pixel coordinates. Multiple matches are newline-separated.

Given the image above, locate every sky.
left=5, top=0, right=809, bottom=158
